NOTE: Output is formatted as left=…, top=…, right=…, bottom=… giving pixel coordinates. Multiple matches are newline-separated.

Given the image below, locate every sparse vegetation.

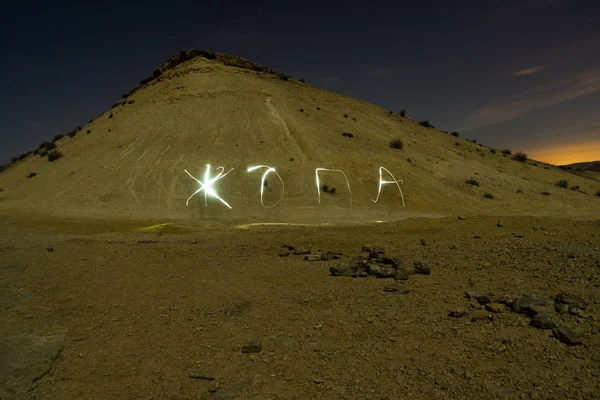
left=342, top=132, right=354, bottom=138
left=483, top=192, right=494, bottom=199
left=316, top=107, right=320, bottom=110
left=502, top=149, right=512, bottom=155
left=299, top=78, right=305, bottom=83
left=109, top=113, right=113, bottom=119
left=399, top=110, right=406, bottom=117
left=455, top=142, right=460, bottom=146
left=542, top=191, right=550, bottom=196
left=87, top=130, right=91, bottom=134
left=595, top=190, right=600, bottom=197
left=514, top=152, right=528, bottom=162
left=299, top=109, right=304, bottom=112
left=39, top=150, right=48, bottom=157
left=52, top=134, right=64, bottom=142
left=33, top=149, right=39, bottom=155
left=490, top=148, right=496, bottom=154
left=127, top=100, right=135, bottom=104
left=389, top=138, right=404, bottom=150
left=343, top=114, right=349, bottom=118
left=466, top=178, right=480, bottom=186
left=277, top=73, right=290, bottom=81
left=47, top=150, right=63, bottom=162
left=18, top=152, right=30, bottom=160
left=321, top=184, right=336, bottom=194
left=66, top=126, right=81, bottom=138
left=570, top=185, right=580, bottom=191
left=27, top=172, right=37, bottom=178
left=555, top=180, right=569, bottom=189
left=419, top=120, right=435, bottom=128
left=451, top=132, right=459, bottom=137
left=10, top=156, right=19, bottom=163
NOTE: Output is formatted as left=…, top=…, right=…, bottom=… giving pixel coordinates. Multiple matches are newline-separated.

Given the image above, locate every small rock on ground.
left=241, top=341, right=262, bottom=353
left=553, top=326, right=582, bottom=346
left=413, top=260, right=431, bottom=275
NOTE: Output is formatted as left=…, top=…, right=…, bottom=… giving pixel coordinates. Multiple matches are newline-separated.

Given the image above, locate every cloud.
left=369, top=67, right=396, bottom=79
left=513, top=63, right=553, bottom=76
left=459, top=67, right=600, bottom=131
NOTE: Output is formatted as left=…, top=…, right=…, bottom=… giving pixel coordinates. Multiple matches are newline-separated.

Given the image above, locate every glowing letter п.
left=184, top=164, right=234, bottom=209
left=315, top=168, right=353, bottom=208
left=371, top=167, right=405, bottom=207
left=247, top=165, right=285, bottom=208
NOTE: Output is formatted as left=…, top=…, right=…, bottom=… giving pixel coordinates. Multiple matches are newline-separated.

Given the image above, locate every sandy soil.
left=1, top=215, right=599, bottom=399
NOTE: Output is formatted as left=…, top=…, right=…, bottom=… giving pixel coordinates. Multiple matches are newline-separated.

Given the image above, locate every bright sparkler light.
left=184, top=164, right=234, bottom=209
left=315, top=168, right=352, bottom=208
left=371, top=166, right=405, bottom=207
left=247, top=165, right=285, bottom=208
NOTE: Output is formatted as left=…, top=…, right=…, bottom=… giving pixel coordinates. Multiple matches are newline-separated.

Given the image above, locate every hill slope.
left=1, top=51, right=599, bottom=224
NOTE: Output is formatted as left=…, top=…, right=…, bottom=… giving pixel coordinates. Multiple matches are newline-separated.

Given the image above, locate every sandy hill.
left=1, top=50, right=599, bottom=224
left=565, top=161, right=600, bottom=172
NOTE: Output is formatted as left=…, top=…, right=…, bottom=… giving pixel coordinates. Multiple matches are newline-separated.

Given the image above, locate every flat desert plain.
left=1, top=214, right=599, bottom=399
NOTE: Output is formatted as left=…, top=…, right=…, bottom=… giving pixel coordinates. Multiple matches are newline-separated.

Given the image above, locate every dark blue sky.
left=1, top=0, right=599, bottom=164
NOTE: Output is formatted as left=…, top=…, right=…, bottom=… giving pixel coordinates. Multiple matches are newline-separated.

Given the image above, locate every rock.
left=553, top=326, right=582, bottom=346
left=420, top=239, right=430, bottom=246
left=413, top=260, right=431, bottom=275
left=278, top=252, right=291, bottom=257
left=485, top=303, right=506, bottom=313
left=304, top=255, right=321, bottom=261
left=555, top=303, right=569, bottom=314
left=527, top=305, right=555, bottom=317
left=512, top=295, right=550, bottom=314
left=469, top=292, right=493, bottom=305
left=449, top=308, right=467, bottom=318
left=241, top=341, right=262, bottom=353
left=448, top=244, right=457, bottom=250
left=46, top=247, right=54, bottom=252
left=320, top=251, right=340, bottom=261
left=283, top=244, right=295, bottom=251
left=191, top=240, right=198, bottom=244
left=0, top=332, right=66, bottom=396
left=293, top=248, right=310, bottom=255
left=530, top=312, right=560, bottom=329
left=497, top=222, right=504, bottom=227
left=383, top=285, right=409, bottom=294
left=377, top=256, right=403, bottom=267
left=555, top=292, right=588, bottom=310
left=458, top=216, right=466, bottom=220
left=367, top=264, right=396, bottom=278
left=330, top=262, right=368, bottom=277
left=394, top=265, right=415, bottom=281
left=474, top=235, right=482, bottom=239
left=493, top=295, right=515, bottom=307
left=471, top=310, right=492, bottom=322
left=361, top=246, right=372, bottom=252
left=372, top=247, right=384, bottom=255
left=189, top=373, right=215, bottom=381
left=569, top=308, right=590, bottom=318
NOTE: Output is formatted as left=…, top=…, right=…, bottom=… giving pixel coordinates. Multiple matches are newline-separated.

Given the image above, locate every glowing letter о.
left=247, top=165, right=285, bottom=208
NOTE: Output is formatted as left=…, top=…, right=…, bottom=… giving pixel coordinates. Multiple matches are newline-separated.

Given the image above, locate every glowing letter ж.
left=371, top=167, right=405, bottom=207
left=315, top=168, right=352, bottom=208
left=247, top=165, right=285, bottom=208
left=184, top=164, right=234, bottom=209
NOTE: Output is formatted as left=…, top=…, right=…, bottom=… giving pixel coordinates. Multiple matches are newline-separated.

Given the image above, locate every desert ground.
left=1, top=213, right=599, bottom=400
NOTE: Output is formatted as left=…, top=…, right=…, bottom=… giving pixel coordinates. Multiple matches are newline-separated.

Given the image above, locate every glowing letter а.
left=247, top=165, right=285, bottom=208
left=371, top=167, right=405, bottom=207
left=315, top=168, right=352, bottom=208
left=184, top=164, right=234, bottom=209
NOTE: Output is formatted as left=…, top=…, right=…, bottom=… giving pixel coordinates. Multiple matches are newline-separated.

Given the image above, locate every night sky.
left=1, top=0, right=599, bottom=165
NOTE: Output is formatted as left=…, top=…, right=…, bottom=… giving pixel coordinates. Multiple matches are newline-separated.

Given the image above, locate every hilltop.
left=1, top=50, right=599, bottom=224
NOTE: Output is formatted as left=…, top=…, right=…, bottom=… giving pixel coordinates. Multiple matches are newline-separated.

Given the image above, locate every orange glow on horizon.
left=529, top=140, right=600, bottom=165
